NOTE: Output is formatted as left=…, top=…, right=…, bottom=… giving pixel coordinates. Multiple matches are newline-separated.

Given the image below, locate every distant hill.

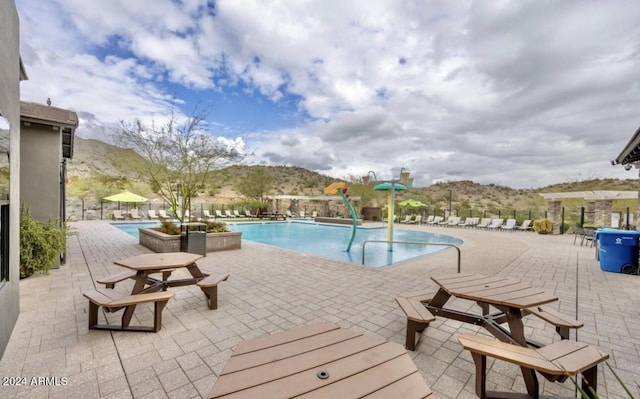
left=67, top=137, right=638, bottom=217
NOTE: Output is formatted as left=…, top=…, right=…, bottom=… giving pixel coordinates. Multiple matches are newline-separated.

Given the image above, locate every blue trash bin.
left=596, top=228, right=640, bottom=273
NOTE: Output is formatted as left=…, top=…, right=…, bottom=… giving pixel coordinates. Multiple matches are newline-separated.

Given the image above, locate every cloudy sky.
left=16, top=0, right=640, bottom=188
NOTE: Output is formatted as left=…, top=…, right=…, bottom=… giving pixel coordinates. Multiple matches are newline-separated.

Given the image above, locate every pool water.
left=230, top=222, right=462, bottom=267
left=112, top=221, right=463, bottom=267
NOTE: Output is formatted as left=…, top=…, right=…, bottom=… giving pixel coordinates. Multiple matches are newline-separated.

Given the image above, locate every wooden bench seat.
left=197, top=272, right=230, bottom=309
left=97, top=268, right=176, bottom=289
left=458, top=334, right=608, bottom=398
left=395, top=290, right=436, bottom=350
left=525, top=306, right=583, bottom=340
left=83, top=290, right=174, bottom=332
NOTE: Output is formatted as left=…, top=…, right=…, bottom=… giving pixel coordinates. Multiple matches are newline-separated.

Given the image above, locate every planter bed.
left=139, top=228, right=242, bottom=253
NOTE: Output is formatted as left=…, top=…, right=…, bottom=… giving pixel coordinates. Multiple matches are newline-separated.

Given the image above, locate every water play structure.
left=323, top=182, right=358, bottom=251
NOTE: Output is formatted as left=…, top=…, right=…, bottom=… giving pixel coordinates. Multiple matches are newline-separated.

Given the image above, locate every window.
left=0, top=204, right=8, bottom=286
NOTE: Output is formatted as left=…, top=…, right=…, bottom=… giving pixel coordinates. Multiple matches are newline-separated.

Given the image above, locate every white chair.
left=234, top=210, right=242, bottom=218
left=147, top=210, right=158, bottom=219
left=225, top=210, right=235, bottom=218
left=129, top=208, right=142, bottom=220
left=203, top=210, right=213, bottom=220
left=501, top=219, right=517, bottom=231
left=112, top=210, right=125, bottom=220
left=158, top=209, right=169, bottom=219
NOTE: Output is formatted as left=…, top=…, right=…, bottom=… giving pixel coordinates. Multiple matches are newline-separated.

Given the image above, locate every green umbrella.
left=397, top=199, right=427, bottom=208
left=103, top=190, right=148, bottom=203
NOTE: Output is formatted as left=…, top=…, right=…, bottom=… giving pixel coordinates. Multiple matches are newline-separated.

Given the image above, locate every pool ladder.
left=361, top=240, right=461, bottom=272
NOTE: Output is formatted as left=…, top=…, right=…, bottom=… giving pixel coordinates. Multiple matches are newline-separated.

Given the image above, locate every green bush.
left=533, top=218, right=553, bottom=234
left=20, top=206, right=66, bottom=278
left=204, top=221, right=229, bottom=233
left=158, top=218, right=181, bottom=235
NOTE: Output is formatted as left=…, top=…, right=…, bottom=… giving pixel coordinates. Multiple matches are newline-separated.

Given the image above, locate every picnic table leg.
left=581, top=366, right=599, bottom=399
left=185, top=262, right=206, bottom=279
left=121, top=305, right=137, bottom=329
left=131, top=272, right=149, bottom=294
left=496, top=305, right=540, bottom=398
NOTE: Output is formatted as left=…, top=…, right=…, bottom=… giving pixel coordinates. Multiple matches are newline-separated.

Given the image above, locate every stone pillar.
left=594, top=200, right=612, bottom=228
left=586, top=201, right=596, bottom=225
left=547, top=200, right=562, bottom=234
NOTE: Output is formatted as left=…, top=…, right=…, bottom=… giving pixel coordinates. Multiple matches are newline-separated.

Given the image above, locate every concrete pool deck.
left=0, top=220, right=639, bottom=398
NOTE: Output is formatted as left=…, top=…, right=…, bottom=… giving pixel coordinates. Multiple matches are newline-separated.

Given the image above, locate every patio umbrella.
left=103, top=191, right=148, bottom=214
left=397, top=199, right=427, bottom=208
left=103, top=191, right=148, bottom=203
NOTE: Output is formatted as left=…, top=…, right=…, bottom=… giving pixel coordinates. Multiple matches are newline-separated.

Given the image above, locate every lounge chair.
left=147, top=210, right=158, bottom=219
left=501, top=218, right=517, bottom=231
left=446, top=216, right=460, bottom=227
left=399, top=215, right=413, bottom=224
left=244, top=210, right=253, bottom=219
left=438, top=217, right=452, bottom=226
left=311, top=210, right=318, bottom=218
left=286, top=210, right=295, bottom=218
left=158, top=209, right=169, bottom=219
left=215, top=210, right=225, bottom=218
left=129, top=208, right=142, bottom=220
left=408, top=215, right=422, bottom=224
left=225, top=210, right=235, bottom=218
left=112, top=210, right=125, bottom=220
left=299, top=211, right=306, bottom=218
left=427, top=216, right=443, bottom=225
left=202, top=210, right=213, bottom=220
left=486, top=218, right=503, bottom=229
left=423, top=215, right=435, bottom=224
left=476, top=218, right=492, bottom=229
left=518, top=219, right=533, bottom=231
left=234, top=210, right=242, bottom=218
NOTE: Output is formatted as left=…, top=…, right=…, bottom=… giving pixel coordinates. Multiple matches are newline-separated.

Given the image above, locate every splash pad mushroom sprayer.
left=323, top=182, right=358, bottom=252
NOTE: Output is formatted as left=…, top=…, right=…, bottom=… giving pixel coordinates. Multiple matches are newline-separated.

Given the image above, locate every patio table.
left=207, top=322, right=435, bottom=398
left=426, top=272, right=560, bottom=397
left=114, top=252, right=207, bottom=295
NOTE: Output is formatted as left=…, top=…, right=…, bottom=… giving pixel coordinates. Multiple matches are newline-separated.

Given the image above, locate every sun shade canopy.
left=103, top=191, right=148, bottom=203
left=397, top=199, right=427, bottom=208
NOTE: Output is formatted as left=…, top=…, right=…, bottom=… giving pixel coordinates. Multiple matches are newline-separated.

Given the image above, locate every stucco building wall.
left=0, top=0, right=23, bottom=358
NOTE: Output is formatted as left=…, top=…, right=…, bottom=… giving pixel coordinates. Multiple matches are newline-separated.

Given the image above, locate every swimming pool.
left=112, top=221, right=463, bottom=267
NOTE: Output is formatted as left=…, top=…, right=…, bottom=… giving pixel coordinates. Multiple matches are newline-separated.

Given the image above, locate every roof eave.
left=614, top=126, right=640, bottom=165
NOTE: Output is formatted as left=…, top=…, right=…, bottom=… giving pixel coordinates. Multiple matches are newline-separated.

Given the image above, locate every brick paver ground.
left=1, top=220, right=639, bottom=398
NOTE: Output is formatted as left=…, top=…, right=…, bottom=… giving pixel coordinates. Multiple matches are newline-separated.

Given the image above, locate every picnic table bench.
left=197, top=272, right=230, bottom=310
left=395, top=289, right=436, bottom=350
left=458, top=334, right=608, bottom=398
left=83, top=289, right=174, bottom=332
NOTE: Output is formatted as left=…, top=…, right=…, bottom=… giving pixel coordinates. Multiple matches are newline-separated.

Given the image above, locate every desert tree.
left=115, top=108, right=243, bottom=223
left=235, top=167, right=275, bottom=203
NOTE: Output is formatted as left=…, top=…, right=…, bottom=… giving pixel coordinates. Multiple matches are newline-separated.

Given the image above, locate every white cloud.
left=15, top=0, right=640, bottom=188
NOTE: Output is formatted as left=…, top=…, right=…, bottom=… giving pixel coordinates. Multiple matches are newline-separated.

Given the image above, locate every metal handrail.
left=361, top=240, right=461, bottom=272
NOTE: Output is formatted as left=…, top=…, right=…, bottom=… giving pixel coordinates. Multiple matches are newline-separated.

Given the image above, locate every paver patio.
left=0, top=220, right=638, bottom=398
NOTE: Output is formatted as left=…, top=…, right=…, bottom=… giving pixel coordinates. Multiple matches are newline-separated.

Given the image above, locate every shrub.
left=533, top=219, right=553, bottom=234
left=204, top=221, right=229, bottom=233
left=20, top=206, right=67, bottom=278
left=158, top=218, right=181, bottom=235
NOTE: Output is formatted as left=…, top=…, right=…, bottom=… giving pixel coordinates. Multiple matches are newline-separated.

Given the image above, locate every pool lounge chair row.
left=413, top=216, right=533, bottom=231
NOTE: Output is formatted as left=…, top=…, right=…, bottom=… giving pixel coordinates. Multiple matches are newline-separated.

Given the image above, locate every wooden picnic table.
left=257, top=212, right=286, bottom=220
left=208, top=322, right=436, bottom=398
left=114, top=252, right=207, bottom=295
left=427, top=273, right=560, bottom=397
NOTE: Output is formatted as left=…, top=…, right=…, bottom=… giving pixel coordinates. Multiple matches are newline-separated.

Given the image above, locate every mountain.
left=67, top=137, right=637, bottom=215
